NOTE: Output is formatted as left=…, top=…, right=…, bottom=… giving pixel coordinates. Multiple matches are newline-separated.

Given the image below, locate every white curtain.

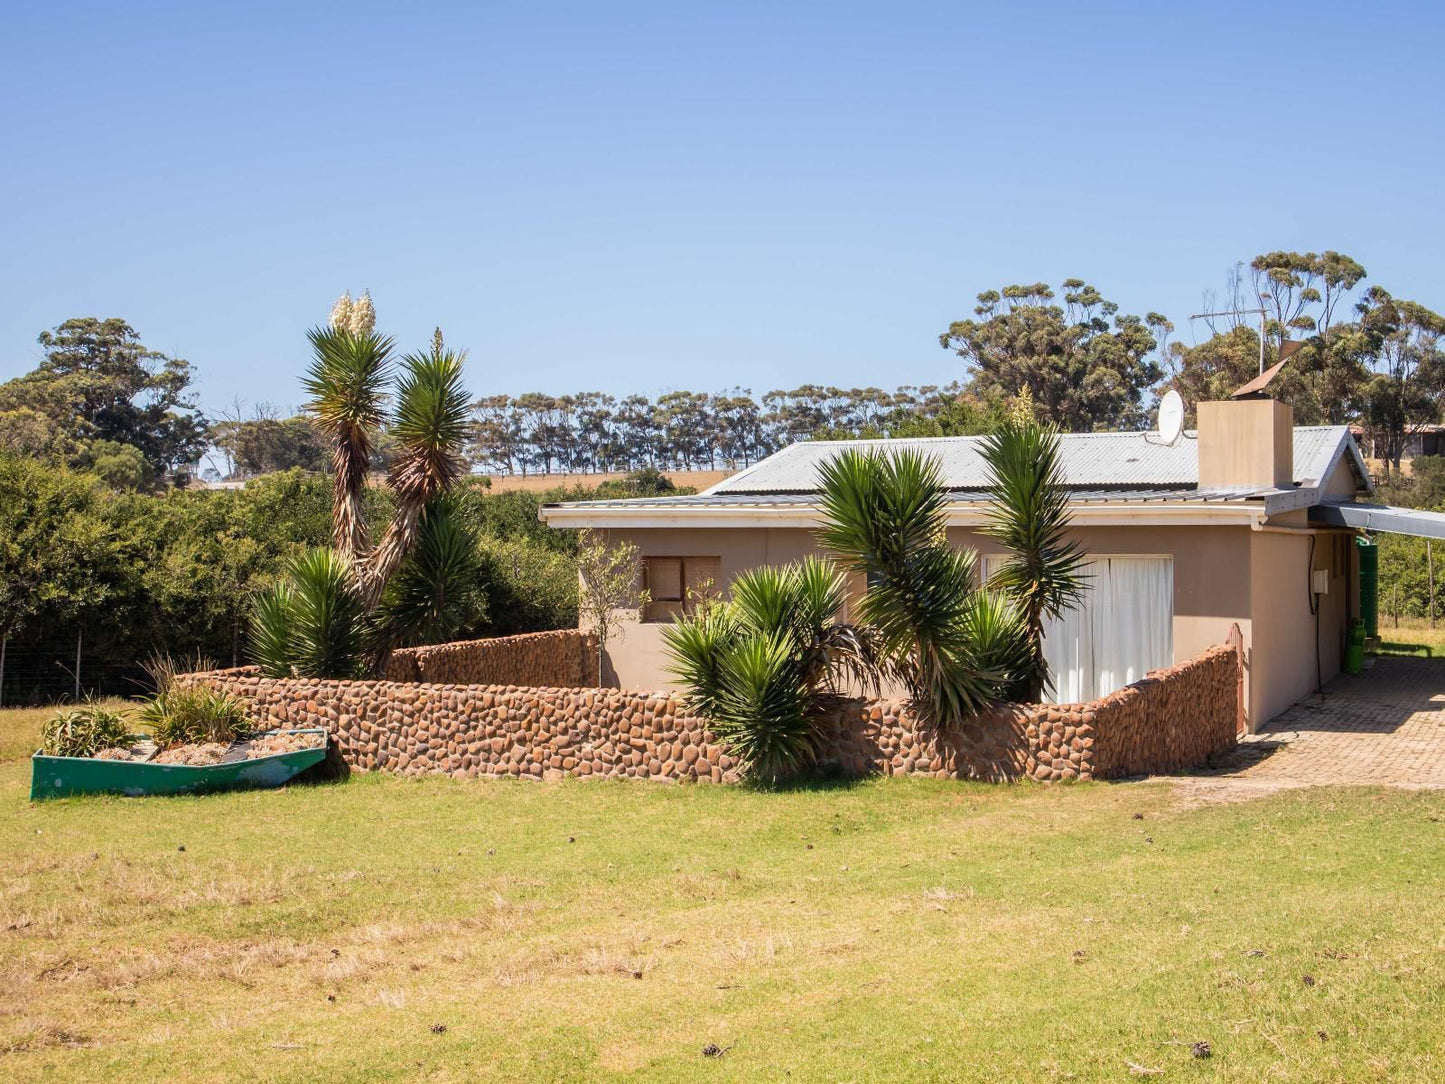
left=984, top=555, right=1173, bottom=704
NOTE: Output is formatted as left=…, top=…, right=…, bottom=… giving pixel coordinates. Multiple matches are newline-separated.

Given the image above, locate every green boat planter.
left=29, top=729, right=329, bottom=801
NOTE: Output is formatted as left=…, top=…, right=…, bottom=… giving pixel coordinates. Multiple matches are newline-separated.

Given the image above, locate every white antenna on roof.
left=1157, top=389, right=1185, bottom=446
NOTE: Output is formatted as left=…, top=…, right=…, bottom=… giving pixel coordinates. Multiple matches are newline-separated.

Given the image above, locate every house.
left=1349, top=423, right=1445, bottom=465
left=542, top=397, right=1441, bottom=731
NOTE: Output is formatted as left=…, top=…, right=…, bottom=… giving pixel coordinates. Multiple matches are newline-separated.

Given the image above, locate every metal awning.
left=1312, top=501, right=1445, bottom=539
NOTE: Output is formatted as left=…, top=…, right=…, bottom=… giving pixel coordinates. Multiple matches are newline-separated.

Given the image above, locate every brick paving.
left=1172, top=656, right=1445, bottom=800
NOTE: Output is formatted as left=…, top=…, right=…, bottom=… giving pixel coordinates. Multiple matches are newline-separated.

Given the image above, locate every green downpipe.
left=1356, top=536, right=1378, bottom=639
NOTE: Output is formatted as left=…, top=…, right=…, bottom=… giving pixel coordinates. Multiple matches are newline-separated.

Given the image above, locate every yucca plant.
left=663, top=556, right=877, bottom=782
left=302, top=324, right=393, bottom=561
left=250, top=306, right=476, bottom=679
left=979, top=420, right=1087, bottom=701
left=41, top=703, right=134, bottom=758
left=375, top=498, right=488, bottom=649
left=816, top=448, right=1030, bottom=727
left=706, top=633, right=817, bottom=783
left=360, top=343, right=471, bottom=609
left=250, top=548, right=368, bottom=679
left=139, top=686, right=251, bottom=747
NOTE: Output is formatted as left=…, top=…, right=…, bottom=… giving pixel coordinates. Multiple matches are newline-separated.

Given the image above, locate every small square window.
left=642, top=556, right=720, bottom=622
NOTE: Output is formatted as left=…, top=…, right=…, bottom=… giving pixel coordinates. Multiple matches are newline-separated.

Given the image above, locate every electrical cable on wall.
left=1308, top=535, right=1322, bottom=692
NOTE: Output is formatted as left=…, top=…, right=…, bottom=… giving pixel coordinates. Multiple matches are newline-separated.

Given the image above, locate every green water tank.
left=1356, top=536, right=1378, bottom=639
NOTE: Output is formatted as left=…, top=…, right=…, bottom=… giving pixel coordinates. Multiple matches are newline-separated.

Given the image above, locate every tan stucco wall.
left=589, top=521, right=1351, bottom=731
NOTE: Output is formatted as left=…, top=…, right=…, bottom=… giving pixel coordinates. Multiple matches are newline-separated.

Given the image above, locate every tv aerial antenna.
left=1189, top=302, right=1269, bottom=375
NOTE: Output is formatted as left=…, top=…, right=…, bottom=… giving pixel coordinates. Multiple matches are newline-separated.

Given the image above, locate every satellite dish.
left=1157, top=390, right=1185, bottom=446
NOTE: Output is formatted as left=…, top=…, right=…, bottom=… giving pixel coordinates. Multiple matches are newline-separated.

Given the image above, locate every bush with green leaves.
left=139, top=686, right=252, bottom=747
left=663, top=556, right=878, bottom=783
left=40, top=703, right=135, bottom=757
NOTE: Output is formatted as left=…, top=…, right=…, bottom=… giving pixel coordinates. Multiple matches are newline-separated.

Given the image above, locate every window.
left=642, top=556, right=721, bottom=622
left=983, top=554, right=1174, bottom=703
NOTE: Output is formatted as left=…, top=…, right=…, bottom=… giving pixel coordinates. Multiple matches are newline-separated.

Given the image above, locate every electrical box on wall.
left=1312, top=569, right=1330, bottom=595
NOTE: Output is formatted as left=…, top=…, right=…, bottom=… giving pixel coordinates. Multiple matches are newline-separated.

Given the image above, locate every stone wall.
left=182, top=639, right=1238, bottom=785
left=381, top=629, right=599, bottom=687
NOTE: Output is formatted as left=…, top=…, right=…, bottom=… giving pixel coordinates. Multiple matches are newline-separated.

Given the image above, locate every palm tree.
left=979, top=420, right=1087, bottom=702
left=663, top=556, right=877, bottom=782
left=815, top=448, right=1031, bottom=727
left=359, top=344, right=471, bottom=609
left=302, top=326, right=393, bottom=561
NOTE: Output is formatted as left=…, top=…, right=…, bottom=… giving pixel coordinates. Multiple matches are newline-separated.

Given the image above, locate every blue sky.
left=2, top=1, right=1441, bottom=417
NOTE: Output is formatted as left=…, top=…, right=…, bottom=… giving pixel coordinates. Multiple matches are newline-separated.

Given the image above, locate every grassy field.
left=1374, top=618, right=1445, bottom=658
left=2, top=708, right=1443, bottom=1081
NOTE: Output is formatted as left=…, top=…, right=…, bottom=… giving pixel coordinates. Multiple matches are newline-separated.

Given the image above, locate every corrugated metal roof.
left=706, top=426, right=1355, bottom=494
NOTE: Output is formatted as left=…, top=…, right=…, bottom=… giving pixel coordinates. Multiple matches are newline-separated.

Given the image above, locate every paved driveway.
left=1174, top=655, right=1445, bottom=800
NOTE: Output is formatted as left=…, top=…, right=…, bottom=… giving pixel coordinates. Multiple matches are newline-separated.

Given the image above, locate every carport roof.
left=1311, top=501, right=1445, bottom=539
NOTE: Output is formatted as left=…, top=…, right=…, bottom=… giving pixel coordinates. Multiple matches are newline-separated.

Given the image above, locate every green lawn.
left=1, top=707, right=1443, bottom=1082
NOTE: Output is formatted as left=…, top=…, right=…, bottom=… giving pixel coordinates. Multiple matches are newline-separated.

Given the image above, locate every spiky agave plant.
left=663, top=556, right=878, bottom=782
left=374, top=498, right=488, bottom=650
left=249, top=548, right=368, bottom=679
left=979, top=420, right=1087, bottom=701
left=815, top=447, right=1030, bottom=727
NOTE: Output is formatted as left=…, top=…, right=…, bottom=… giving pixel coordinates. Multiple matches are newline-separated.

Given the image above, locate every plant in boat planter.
left=248, top=304, right=475, bottom=678
left=140, top=687, right=252, bottom=747
left=41, top=704, right=134, bottom=758
left=663, top=556, right=879, bottom=783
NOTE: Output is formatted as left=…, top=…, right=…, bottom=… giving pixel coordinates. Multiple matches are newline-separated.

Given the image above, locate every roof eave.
left=541, top=499, right=1265, bottom=530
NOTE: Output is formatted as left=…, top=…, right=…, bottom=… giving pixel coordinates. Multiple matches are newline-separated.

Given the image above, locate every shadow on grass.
left=1374, top=641, right=1433, bottom=658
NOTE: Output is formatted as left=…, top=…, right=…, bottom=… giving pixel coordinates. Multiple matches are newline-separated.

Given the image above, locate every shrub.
left=664, top=556, right=877, bottom=783
left=140, top=687, right=252, bottom=747
left=40, top=704, right=134, bottom=758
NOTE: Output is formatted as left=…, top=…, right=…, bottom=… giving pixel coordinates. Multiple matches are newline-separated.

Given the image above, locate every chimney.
left=1196, top=399, right=1293, bottom=490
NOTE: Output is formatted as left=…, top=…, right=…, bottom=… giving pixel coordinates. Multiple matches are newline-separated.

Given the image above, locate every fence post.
left=1429, top=541, right=1436, bottom=630
left=74, top=627, right=82, bottom=702
left=0, top=632, right=6, bottom=709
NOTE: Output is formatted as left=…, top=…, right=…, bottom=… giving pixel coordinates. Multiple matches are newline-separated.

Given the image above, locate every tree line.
left=3, top=250, right=1440, bottom=488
